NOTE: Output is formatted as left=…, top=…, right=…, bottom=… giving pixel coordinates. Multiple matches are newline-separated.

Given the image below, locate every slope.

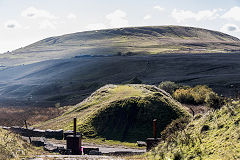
left=34, top=84, right=191, bottom=142
left=1, top=26, right=240, bottom=107
left=148, top=100, right=240, bottom=160
left=1, top=53, right=240, bottom=107
left=0, top=128, right=43, bottom=159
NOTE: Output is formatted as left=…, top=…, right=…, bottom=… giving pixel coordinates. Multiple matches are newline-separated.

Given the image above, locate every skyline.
left=1, top=0, right=240, bottom=53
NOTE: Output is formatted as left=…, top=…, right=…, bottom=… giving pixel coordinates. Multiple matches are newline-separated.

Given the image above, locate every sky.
left=1, top=0, right=240, bottom=53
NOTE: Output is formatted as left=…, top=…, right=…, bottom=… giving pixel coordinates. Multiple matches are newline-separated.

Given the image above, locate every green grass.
left=147, top=100, right=240, bottom=160
left=82, top=137, right=143, bottom=148
left=0, top=128, right=44, bottom=159
left=34, top=84, right=191, bottom=143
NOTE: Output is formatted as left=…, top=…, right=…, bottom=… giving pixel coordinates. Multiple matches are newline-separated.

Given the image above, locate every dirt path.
left=46, top=138, right=146, bottom=154
left=35, top=139, right=145, bottom=159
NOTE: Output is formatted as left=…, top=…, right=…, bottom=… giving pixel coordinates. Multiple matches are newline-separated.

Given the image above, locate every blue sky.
left=1, top=0, right=240, bottom=53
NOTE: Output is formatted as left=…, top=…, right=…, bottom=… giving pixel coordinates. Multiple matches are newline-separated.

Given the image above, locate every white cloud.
left=106, top=9, right=129, bottom=28
left=222, top=6, right=240, bottom=21
left=220, top=24, right=239, bottom=32
left=154, top=5, right=165, bottom=11
left=4, top=20, right=21, bottom=29
left=39, top=20, right=56, bottom=29
left=144, top=14, right=152, bottom=20
left=67, top=13, right=77, bottom=19
left=21, top=7, right=57, bottom=19
left=86, top=23, right=107, bottom=31
left=171, top=9, right=221, bottom=22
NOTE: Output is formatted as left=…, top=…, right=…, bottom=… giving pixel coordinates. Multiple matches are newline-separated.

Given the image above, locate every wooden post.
left=74, top=118, right=77, bottom=136
left=153, top=119, right=157, bottom=139
left=24, top=120, right=32, bottom=143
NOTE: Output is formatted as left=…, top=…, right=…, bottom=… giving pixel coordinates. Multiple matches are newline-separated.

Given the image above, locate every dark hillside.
left=0, top=26, right=240, bottom=107
left=0, top=53, right=240, bottom=107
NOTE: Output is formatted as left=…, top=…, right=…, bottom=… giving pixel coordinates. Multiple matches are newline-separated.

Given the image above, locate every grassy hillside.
left=1, top=53, right=240, bottom=107
left=0, top=128, right=43, bottom=159
left=1, top=26, right=240, bottom=107
left=35, top=84, right=191, bottom=142
left=1, top=25, right=240, bottom=67
left=147, top=100, right=240, bottom=160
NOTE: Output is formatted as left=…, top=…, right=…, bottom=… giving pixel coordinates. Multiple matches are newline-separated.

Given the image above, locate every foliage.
left=147, top=100, right=240, bottom=160
left=158, top=81, right=181, bottom=95
left=160, top=117, right=191, bottom=141
left=173, top=88, right=195, bottom=104
left=173, top=85, right=224, bottom=108
left=0, top=128, right=43, bottom=159
left=205, top=92, right=224, bottom=109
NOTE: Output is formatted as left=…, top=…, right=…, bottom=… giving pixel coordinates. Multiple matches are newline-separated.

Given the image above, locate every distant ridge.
left=1, top=25, right=240, bottom=67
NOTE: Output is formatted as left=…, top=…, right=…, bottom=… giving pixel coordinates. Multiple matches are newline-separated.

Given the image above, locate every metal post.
left=74, top=118, right=77, bottom=136
left=153, top=119, right=157, bottom=139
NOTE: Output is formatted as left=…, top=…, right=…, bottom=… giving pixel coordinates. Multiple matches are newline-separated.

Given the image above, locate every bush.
left=161, top=117, right=191, bottom=141
left=158, top=81, right=181, bottom=95
left=173, top=88, right=195, bottom=104
left=173, top=85, right=223, bottom=108
left=192, top=85, right=213, bottom=104
left=205, top=92, right=223, bottom=109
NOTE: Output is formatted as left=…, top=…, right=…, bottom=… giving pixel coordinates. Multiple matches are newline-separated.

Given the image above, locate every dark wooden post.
left=74, top=117, right=77, bottom=136
left=153, top=119, right=157, bottom=139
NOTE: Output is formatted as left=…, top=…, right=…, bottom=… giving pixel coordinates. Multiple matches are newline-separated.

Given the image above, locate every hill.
left=1, top=53, right=240, bottom=107
left=1, top=26, right=240, bottom=67
left=34, top=84, right=191, bottom=142
left=147, top=100, right=240, bottom=159
left=0, top=26, right=240, bottom=107
left=0, top=128, right=43, bottom=159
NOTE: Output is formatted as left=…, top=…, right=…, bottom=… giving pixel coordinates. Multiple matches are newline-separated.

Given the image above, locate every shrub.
left=173, top=88, right=195, bottom=104
left=205, top=92, right=223, bottom=109
left=173, top=85, right=223, bottom=108
left=161, top=117, right=191, bottom=141
left=192, top=85, right=213, bottom=104
left=158, top=81, right=181, bottom=95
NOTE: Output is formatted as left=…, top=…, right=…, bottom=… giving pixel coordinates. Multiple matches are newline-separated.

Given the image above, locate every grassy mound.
left=0, top=128, right=43, bottom=159
left=35, top=84, right=191, bottom=142
left=147, top=100, right=240, bottom=160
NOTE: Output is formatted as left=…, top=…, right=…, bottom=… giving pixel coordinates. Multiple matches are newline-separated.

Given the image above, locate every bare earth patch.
left=0, top=106, right=66, bottom=126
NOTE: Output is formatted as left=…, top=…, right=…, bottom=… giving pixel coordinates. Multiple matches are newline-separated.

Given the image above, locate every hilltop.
left=34, top=84, right=191, bottom=142
left=1, top=25, right=240, bottom=67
